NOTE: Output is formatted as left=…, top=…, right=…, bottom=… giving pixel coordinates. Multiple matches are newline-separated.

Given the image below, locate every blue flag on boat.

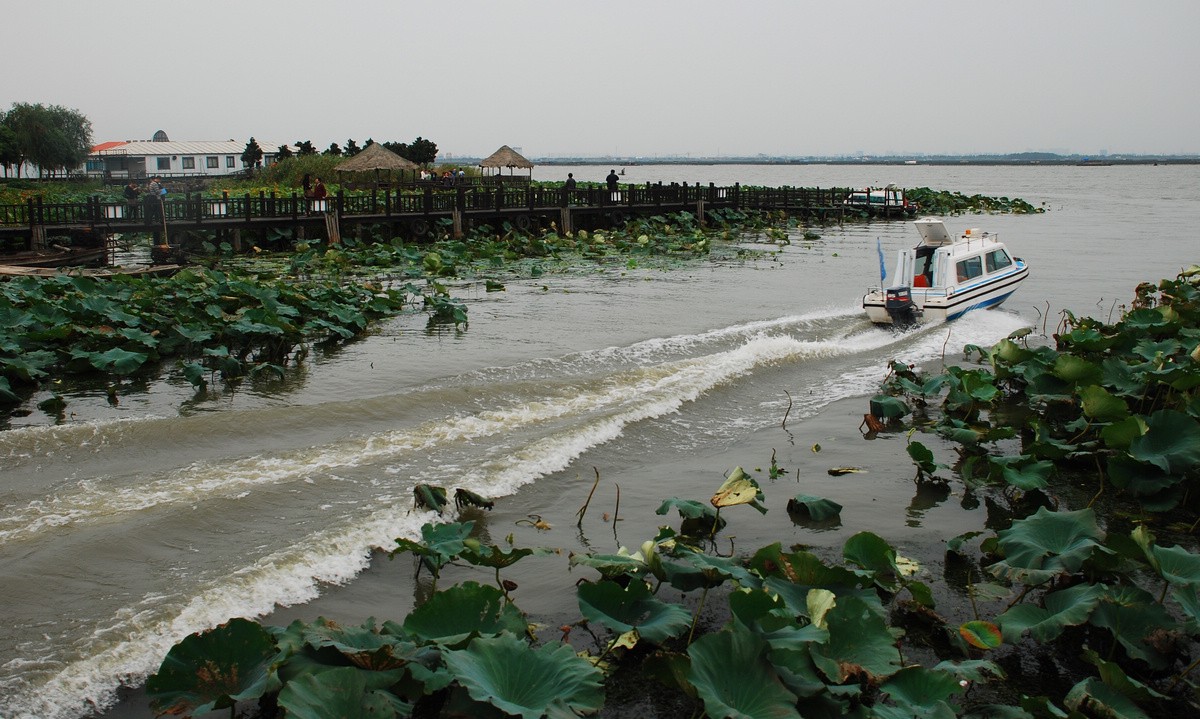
left=876, top=237, right=887, bottom=284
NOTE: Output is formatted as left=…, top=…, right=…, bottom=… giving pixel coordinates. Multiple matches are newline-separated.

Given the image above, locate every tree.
left=241, top=137, right=263, bottom=169
left=408, top=136, right=439, bottom=166
left=0, top=119, right=19, bottom=178
left=324, top=142, right=342, bottom=156
left=344, top=139, right=361, bottom=157
left=1, top=102, right=93, bottom=177
left=276, top=144, right=293, bottom=160
left=295, top=140, right=317, bottom=156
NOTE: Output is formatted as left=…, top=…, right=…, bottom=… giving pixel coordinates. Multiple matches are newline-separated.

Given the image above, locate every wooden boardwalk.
left=0, top=183, right=857, bottom=252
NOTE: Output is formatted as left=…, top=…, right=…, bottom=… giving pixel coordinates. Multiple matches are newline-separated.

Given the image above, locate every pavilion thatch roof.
left=479, top=145, right=534, bottom=169
left=334, top=142, right=419, bottom=173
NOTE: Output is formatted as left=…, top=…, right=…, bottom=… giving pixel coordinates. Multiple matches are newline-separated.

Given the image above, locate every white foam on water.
left=0, top=307, right=1031, bottom=719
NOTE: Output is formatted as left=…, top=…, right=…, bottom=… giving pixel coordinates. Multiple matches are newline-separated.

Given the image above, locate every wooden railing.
left=0, top=184, right=855, bottom=228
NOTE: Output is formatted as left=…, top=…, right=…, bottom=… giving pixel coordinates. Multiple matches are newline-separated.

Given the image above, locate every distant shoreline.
left=524, top=157, right=1200, bottom=167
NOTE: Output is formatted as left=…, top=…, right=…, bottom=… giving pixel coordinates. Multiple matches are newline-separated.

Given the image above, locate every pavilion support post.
left=559, top=207, right=573, bottom=236
left=232, top=229, right=243, bottom=253
left=697, top=199, right=706, bottom=227
left=451, top=210, right=463, bottom=239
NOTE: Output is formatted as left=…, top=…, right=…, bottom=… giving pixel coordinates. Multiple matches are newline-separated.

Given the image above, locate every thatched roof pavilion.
left=335, top=142, right=419, bottom=186
left=479, top=145, right=534, bottom=177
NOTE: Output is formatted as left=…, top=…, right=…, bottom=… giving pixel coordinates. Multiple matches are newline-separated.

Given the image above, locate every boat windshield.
left=986, top=248, right=1013, bottom=272
left=956, top=256, right=984, bottom=282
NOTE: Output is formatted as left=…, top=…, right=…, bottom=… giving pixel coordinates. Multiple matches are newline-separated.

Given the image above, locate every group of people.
left=301, top=174, right=328, bottom=211
left=122, top=177, right=167, bottom=223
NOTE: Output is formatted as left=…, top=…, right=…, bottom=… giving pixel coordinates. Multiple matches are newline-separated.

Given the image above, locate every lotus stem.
left=687, top=587, right=711, bottom=646
left=1086, top=455, right=1105, bottom=509
left=1169, top=654, right=1200, bottom=692
left=575, top=467, right=602, bottom=527
left=781, top=390, right=792, bottom=429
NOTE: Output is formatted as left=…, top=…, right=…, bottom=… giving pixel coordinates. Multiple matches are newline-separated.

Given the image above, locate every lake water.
left=1, top=164, right=1196, bottom=718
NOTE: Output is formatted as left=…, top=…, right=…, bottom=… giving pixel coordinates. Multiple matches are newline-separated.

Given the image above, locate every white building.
left=84, top=132, right=292, bottom=179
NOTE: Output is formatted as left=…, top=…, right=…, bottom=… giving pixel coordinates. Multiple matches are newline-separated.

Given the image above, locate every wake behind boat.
left=863, top=217, right=1029, bottom=325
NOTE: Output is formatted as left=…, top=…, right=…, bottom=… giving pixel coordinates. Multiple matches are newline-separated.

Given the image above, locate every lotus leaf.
left=1089, top=585, right=1175, bottom=669
left=577, top=578, right=691, bottom=644
left=402, top=581, right=528, bottom=646
left=90, top=347, right=149, bottom=374
left=711, top=466, right=767, bottom=514
left=443, top=633, right=604, bottom=719
left=1150, top=543, right=1200, bottom=587
left=997, top=582, right=1105, bottom=643
left=146, top=617, right=281, bottom=716
left=277, top=666, right=412, bottom=719
left=869, top=394, right=910, bottom=419
left=842, top=531, right=899, bottom=583
left=1064, top=677, right=1151, bottom=719
left=810, top=593, right=902, bottom=684
left=880, top=666, right=966, bottom=710
left=786, top=494, right=843, bottom=521
left=1100, top=415, right=1146, bottom=451
left=1128, top=409, right=1200, bottom=474
left=907, top=440, right=945, bottom=477
left=1053, top=355, right=1103, bottom=386
left=989, top=507, right=1108, bottom=586
left=302, top=617, right=421, bottom=671
left=687, top=626, right=800, bottom=719
left=1081, top=648, right=1167, bottom=704
left=959, top=621, right=1003, bottom=650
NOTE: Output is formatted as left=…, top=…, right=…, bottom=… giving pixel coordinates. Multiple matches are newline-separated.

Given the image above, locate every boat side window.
left=985, top=248, right=1013, bottom=273
left=956, top=256, right=983, bottom=282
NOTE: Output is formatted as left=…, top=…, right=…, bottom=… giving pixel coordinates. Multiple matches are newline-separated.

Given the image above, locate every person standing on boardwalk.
left=123, top=181, right=140, bottom=220
left=564, top=172, right=576, bottom=190
left=606, top=169, right=619, bottom=191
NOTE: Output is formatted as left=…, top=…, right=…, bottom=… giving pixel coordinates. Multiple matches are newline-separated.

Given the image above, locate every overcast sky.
left=5, top=1, right=1197, bottom=158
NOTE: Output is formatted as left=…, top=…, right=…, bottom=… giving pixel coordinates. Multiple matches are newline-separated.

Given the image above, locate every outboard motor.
left=884, top=286, right=918, bottom=326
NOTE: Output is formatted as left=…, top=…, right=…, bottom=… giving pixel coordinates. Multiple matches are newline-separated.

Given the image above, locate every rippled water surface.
left=1, top=164, right=1196, bottom=718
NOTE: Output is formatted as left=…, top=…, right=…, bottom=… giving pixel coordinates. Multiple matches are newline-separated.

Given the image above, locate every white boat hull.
left=864, top=260, right=1029, bottom=325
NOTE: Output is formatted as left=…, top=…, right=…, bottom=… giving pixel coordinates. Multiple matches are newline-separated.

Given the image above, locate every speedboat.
left=863, top=217, right=1029, bottom=325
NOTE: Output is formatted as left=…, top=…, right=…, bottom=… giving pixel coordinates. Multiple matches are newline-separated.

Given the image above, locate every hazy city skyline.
left=4, top=1, right=1197, bottom=158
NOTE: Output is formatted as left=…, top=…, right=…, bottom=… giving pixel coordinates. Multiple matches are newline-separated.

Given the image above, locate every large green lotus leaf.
left=1172, top=586, right=1200, bottom=633
left=687, top=627, right=800, bottom=718
left=1100, top=357, right=1146, bottom=396
left=656, top=497, right=720, bottom=521
left=1090, top=585, right=1175, bottom=670
left=1077, top=384, right=1129, bottom=422
left=1101, top=415, right=1146, bottom=451
left=664, top=547, right=758, bottom=590
left=1122, top=307, right=1172, bottom=331
left=1057, top=326, right=1117, bottom=353
left=750, top=544, right=871, bottom=592
left=443, top=634, right=604, bottom=719
left=577, top=578, right=691, bottom=645
left=458, top=540, right=545, bottom=570
left=1151, top=544, right=1200, bottom=587
left=1129, top=410, right=1200, bottom=474
left=880, top=666, right=965, bottom=711
left=276, top=666, right=411, bottom=719
left=402, top=581, right=527, bottom=647
left=786, top=494, right=843, bottom=521
left=90, top=347, right=149, bottom=374
left=1132, top=337, right=1182, bottom=360
left=768, top=644, right=827, bottom=699
left=988, top=507, right=1108, bottom=586
left=987, top=455, right=1054, bottom=491
left=1081, top=648, right=1167, bottom=704
left=869, top=394, right=910, bottom=419
left=0, top=377, right=18, bottom=403
left=1053, top=355, right=1103, bottom=386
left=842, top=531, right=899, bottom=587
left=996, top=582, right=1105, bottom=643
left=1106, top=454, right=1181, bottom=499
left=392, top=521, right=474, bottom=572
left=907, top=440, right=945, bottom=476
left=711, top=466, right=767, bottom=513
left=146, top=617, right=281, bottom=716
left=302, top=617, right=420, bottom=671
left=810, top=594, right=902, bottom=684
left=568, top=551, right=650, bottom=581
left=1064, top=676, right=1151, bottom=719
